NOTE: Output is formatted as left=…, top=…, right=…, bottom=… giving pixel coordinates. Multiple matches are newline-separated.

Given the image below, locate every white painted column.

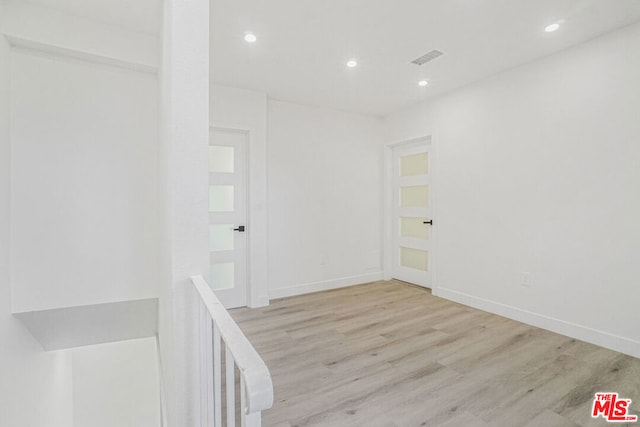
left=159, top=0, right=210, bottom=425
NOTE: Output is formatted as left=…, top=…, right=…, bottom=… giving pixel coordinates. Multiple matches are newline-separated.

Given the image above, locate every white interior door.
left=208, top=127, right=248, bottom=308
left=392, top=141, right=433, bottom=288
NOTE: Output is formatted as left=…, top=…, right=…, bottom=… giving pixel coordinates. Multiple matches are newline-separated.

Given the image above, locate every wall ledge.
left=6, top=35, right=158, bottom=74
left=13, top=297, right=158, bottom=351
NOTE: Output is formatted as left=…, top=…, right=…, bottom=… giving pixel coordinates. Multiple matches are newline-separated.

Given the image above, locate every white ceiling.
left=19, top=0, right=640, bottom=116
left=211, top=0, right=640, bottom=116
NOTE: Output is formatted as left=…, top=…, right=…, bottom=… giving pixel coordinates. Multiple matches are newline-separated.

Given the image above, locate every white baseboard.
left=269, top=272, right=383, bottom=300
left=249, top=295, right=270, bottom=308
left=434, top=287, right=640, bottom=359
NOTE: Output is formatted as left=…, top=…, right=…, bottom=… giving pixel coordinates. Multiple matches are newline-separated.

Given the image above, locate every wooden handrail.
left=190, top=275, right=273, bottom=415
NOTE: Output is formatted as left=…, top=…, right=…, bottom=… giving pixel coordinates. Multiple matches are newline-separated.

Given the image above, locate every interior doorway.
left=387, top=137, right=434, bottom=288
left=208, top=126, right=249, bottom=308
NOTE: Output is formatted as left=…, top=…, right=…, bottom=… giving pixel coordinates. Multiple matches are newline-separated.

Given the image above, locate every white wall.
left=211, top=85, right=269, bottom=306
left=0, top=3, right=74, bottom=423
left=73, top=337, right=161, bottom=427
left=2, top=0, right=161, bottom=313
left=384, top=23, right=640, bottom=357
left=10, top=47, right=160, bottom=312
left=268, top=100, right=383, bottom=297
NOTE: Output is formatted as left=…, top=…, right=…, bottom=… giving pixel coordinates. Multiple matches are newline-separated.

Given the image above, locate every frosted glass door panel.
left=400, top=247, right=428, bottom=272
left=209, top=224, right=234, bottom=252
left=400, top=152, right=428, bottom=176
left=209, top=146, right=234, bottom=173
left=209, top=185, right=234, bottom=212
left=400, top=185, right=429, bottom=208
left=210, top=262, right=235, bottom=290
left=209, top=127, right=248, bottom=308
left=401, top=217, right=429, bottom=240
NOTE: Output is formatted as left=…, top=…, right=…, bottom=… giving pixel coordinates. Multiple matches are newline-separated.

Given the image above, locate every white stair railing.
left=191, top=275, right=273, bottom=427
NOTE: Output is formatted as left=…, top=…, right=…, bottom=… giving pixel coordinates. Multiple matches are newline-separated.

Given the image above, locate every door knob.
left=423, top=220, right=433, bottom=225
left=233, top=225, right=245, bottom=232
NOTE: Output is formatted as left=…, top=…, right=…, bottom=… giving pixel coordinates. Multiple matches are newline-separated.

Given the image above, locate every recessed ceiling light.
left=545, top=23, right=561, bottom=33
left=418, top=80, right=428, bottom=87
left=244, top=33, right=257, bottom=43
left=346, top=59, right=358, bottom=68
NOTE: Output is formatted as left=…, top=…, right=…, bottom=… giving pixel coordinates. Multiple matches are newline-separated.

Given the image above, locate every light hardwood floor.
left=230, top=281, right=640, bottom=427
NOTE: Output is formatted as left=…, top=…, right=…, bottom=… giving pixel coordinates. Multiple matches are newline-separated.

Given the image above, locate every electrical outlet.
left=521, top=272, right=532, bottom=287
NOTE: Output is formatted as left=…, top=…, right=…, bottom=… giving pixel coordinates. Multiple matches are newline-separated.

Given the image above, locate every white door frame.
left=210, top=123, right=268, bottom=308
left=383, top=135, right=437, bottom=291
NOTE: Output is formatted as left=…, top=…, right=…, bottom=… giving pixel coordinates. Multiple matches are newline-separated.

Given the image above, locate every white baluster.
left=226, top=345, right=236, bottom=426
left=213, top=323, right=222, bottom=427
left=241, top=377, right=261, bottom=427
left=200, top=304, right=214, bottom=427
left=244, top=411, right=261, bottom=427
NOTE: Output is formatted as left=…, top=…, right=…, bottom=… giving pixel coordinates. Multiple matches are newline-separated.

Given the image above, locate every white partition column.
left=159, top=0, right=210, bottom=425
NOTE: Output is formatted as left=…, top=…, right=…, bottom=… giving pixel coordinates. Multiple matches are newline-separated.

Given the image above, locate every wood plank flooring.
left=230, top=281, right=640, bottom=427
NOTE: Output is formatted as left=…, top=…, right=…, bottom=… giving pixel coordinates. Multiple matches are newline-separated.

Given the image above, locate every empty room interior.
left=1, top=0, right=640, bottom=426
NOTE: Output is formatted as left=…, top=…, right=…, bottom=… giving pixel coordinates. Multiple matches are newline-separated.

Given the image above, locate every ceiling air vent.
left=411, top=49, right=444, bottom=66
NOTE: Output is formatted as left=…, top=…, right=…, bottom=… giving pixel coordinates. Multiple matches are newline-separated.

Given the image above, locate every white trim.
left=6, top=35, right=158, bottom=74
left=383, top=135, right=437, bottom=291
left=434, top=287, right=640, bottom=359
left=382, top=143, right=394, bottom=281
left=210, top=123, right=251, bottom=133
left=385, top=135, right=433, bottom=149
left=251, top=295, right=270, bottom=308
left=269, top=272, right=384, bottom=299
